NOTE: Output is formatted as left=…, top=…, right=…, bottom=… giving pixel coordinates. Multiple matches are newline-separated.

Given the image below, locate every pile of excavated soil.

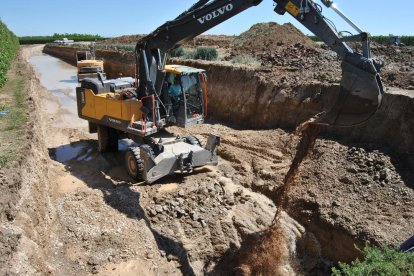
left=98, top=34, right=144, bottom=45
left=98, top=34, right=234, bottom=49
left=231, top=22, right=316, bottom=55
left=170, top=123, right=414, bottom=267
left=371, top=44, right=414, bottom=90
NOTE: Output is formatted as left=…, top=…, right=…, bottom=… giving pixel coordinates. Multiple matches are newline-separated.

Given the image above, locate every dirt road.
left=5, top=45, right=413, bottom=275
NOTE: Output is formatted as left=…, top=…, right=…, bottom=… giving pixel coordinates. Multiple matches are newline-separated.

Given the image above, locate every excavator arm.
left=274, top=0, right=383, bottom=126
left=136, top=0, right=383, bottom=127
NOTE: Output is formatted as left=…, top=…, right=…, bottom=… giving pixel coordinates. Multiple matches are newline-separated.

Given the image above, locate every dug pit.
left=16, top=22, right=414, bottom=274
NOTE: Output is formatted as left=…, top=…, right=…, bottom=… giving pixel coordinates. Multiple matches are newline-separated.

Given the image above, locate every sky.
left=1, top=0, right=413, bottom=38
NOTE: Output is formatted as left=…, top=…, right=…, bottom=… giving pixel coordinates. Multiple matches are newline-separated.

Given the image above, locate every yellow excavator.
left=76, top=51, right=105, bottom=82
left=76, top=0, right=383, bottom=183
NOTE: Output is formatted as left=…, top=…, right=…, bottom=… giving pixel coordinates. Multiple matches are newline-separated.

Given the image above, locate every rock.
left=160, top=250, right=166, bottom=257
left=149, top=209, right=157, bottom=217
left=339, top=176, right=353, bottom=184
left=379, top=169, right=389, bottom=180
left=146, top=252, right=154, bottom=259
left=167, top=254, right=174, bottom=262
left=178, top=190, right=185, bottom=197
left=87, top=256, right=100, bottom=266
left=189, top=211, right=199, bottom=221
left=155, top=205, right=163, bottom=213
left=332, top=201, right=341, bottom=207
left=176, top=208, right=186, bottom=217
left=234, top=188, right=243, bottom=196
left=206, top=182, right=215, bottom=191
left=346, top=165, right=358, bottom=173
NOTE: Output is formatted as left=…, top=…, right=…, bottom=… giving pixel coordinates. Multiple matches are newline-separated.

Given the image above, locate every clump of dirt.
left=98, top=34, right=234, bottom=49
left=231, top=22, right=316, bottom=56
left=273, top=120, right=320, bottom=222
left=371, top=44, right=414, bottom=90
left=237, top=225, right=289, bottom=276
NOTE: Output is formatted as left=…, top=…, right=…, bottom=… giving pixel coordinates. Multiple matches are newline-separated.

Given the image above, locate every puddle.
left=29, top=54, right=78, bottom=92
left=54, top=143, right=94, bottom=163
left=29, top=53, right=86, bottom=129
left=53, top=139, right=136, bottom=163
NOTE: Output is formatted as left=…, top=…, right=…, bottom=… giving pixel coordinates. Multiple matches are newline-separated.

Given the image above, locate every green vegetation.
left=231, top=55, right=261, bottom=66
left=0, top=20, right=19, bottom=88
left=332, top=246, right=414, bottom=276
left=170, top=46, right=186, bottom=58
left=19, top=33, right=104, bottom=44
left=192, top=47, right=218, bottom=60
left=94, top=44, right=135, bottom=52
left=0, top=70, right=27, bottom=168
left=371, top=35, right=414, bottom=46
left=308, top=35, right=414, bottom=46
left=169, top=46, right=218, bottom=61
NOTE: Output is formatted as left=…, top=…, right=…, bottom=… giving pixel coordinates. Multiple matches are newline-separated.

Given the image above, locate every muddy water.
left=28, top=53, right=92, bottom=163
left=29, top=53, right=82, bottom=126
left=29, top=53, right=135, bottom=163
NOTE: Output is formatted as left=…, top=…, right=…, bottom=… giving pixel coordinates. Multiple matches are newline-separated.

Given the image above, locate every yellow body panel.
left=285, top=1, right=300, bottom=17
left=77, top=60, right=104, bottom=68
left=81, top=89, right=142, bottom=122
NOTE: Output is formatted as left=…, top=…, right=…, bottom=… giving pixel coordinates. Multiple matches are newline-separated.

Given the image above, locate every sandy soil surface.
left=10, top=45, right=313, bottom=275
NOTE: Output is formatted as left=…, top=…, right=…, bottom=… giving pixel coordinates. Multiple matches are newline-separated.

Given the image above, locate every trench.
left=24, top=45, right=414, bottom=274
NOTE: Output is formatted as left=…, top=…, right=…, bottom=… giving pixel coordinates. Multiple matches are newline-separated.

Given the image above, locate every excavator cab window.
left=164, top=71, right=205, bottom=128
left=181, top=74, right=203, bottom=118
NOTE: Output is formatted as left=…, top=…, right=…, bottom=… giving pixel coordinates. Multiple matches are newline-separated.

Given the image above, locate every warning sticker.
left=285, top=1, right=300, bottom=17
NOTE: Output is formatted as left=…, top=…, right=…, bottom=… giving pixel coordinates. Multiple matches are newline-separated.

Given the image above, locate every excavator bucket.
left=317, top=58, right=383, bottom=127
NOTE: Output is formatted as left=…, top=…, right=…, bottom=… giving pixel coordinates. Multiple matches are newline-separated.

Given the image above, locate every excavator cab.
left=164, top=65, right=207, bottom=128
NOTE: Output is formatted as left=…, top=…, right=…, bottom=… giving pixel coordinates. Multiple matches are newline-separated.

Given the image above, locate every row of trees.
left=18, top=33, right=104, bottom=44
left=0, top=20, right=19, bottom=87
left=308, top=35, right=414, bottom=46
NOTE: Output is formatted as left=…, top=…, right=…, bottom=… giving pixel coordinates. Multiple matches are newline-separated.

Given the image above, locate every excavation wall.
left=44, top=45, right=414, bottom=158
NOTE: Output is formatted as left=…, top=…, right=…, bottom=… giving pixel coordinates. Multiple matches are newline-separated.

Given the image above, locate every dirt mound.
left=98, top=34, right=144, bottom=45
left=232, top=22, right=316, bottom=55
left=98, top=34, right=234, bottom=48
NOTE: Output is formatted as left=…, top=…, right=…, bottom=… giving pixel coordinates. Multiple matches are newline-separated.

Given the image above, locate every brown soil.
left=98, top=34, right=234, bottom=50
left=224, top=117, right=320, bottom=275
left=231, top=22, right=316, bottom=56
left=3, top=19, right=414, bottom=275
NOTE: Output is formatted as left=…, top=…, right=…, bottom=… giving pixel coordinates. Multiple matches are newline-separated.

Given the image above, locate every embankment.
left=1, top=45, right=52, bottom=275
left=44, top=44, right=414, bottom=158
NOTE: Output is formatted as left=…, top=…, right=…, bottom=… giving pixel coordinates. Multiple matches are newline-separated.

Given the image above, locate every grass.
left=332, top=245, right=414, bottom=276
left=0, top=20, right=20, bottom=87
left=169, top=46, right=218, bottom=60
left=231, top=55, right=261, bottom=66
left=0, top=59, right=28, bottom=169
